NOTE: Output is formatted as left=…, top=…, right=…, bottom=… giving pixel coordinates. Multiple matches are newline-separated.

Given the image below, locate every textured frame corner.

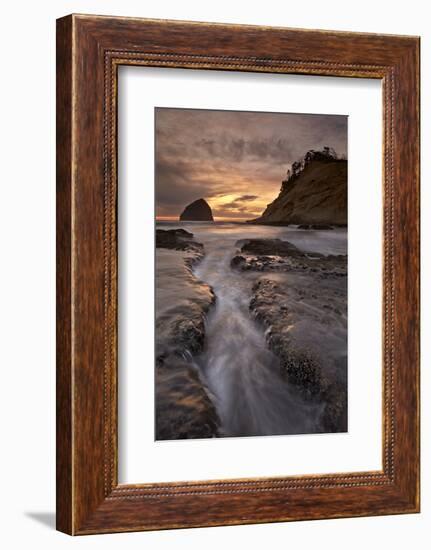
left=56, top=14, right=420, bottom=535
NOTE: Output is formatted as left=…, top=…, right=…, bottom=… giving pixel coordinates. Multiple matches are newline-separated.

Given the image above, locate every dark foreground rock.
left=156, top=228, right=203, bottom=253
left=179, top=198, right=214, bottom=221
left=250, top=279, right=347, bottom=432
left=156, top=356, right=219, bottom=440
left=155, top=234, right=220, bottom=439
left=297, top=224, right=334, bottom=230
left=240, top=239, right=305, bottom=258
left=232, top=237, right=347, bottom=432
left=231, top=238, right=347, bottom=278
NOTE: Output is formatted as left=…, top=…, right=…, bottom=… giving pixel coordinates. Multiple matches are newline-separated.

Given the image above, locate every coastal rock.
left=156, top=228, right=203, bottom=254
left=156, top=285, right=215, bottom=358
left=231, top=238, right=347, bottom=278
left=240, top=238, right=304, bottom=258
left=297, top=224, right=334, bottom=230
left=156, top=356, right=220, bottom=440
left=250, top=278, right=347, bottom=432
left=230, top=237, right=347, bottom=432
left=155, top=235, right=219, bottom=439
left=251, top=158, right=347, bottom=226
left=179, top=198, right=214, bottom=221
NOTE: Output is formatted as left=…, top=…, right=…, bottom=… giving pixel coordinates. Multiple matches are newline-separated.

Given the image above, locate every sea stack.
left=179, top=198, right=214, bottom=221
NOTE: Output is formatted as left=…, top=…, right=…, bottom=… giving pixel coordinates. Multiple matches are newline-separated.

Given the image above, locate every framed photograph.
left=56, top=14, right=420, bottom=534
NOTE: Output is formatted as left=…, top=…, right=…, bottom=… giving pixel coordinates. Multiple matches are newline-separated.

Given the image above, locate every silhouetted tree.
left=282, top=147, right=342, bottom=186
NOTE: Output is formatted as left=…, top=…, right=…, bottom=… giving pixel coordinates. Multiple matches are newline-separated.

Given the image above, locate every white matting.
left=117, top=66, right=382, bottom=484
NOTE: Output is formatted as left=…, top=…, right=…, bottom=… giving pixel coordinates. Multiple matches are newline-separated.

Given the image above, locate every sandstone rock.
left=251, top=159, right=347, bottom=226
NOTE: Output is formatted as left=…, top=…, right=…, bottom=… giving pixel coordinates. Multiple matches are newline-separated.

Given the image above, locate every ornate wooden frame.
left=56, top=14, right=420, bottom=534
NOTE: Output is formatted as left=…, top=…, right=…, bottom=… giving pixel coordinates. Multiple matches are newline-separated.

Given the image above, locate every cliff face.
left=252, top=159, right=347, bottom=226
left=180, top=198, right=214, bottom=221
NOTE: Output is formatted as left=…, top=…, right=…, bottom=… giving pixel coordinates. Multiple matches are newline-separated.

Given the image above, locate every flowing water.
left=156, top=221, right=347, bottom=438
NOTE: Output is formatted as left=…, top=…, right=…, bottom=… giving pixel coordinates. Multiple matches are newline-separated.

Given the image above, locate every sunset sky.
left=155, top=108, right=347, bottom=221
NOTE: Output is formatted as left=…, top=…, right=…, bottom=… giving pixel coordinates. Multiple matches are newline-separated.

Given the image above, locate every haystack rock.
left=179, top=198, right=214, bottom=221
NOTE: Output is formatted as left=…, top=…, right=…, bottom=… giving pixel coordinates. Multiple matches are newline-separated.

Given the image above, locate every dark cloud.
left=155, top=156, right=234, bottom=214
left=236, top=195, right=259, bottom=202
left=195, top=136, right=293, bottom=163
left=155, top=107, right=347, bottom=219
left=222, top=195, right=260, bottom=211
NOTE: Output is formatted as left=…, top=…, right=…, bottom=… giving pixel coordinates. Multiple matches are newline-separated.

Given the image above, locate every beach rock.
left=156, top=286, right=215, bottom=358
left=156, top=228, right=203, bottom=254
left=233, top=237, right=347, bottom=432
left=298, top=224, right=334, bottom=230
left=156, top=304, right=220, bottom=439
left=231, top=238, right=347, bottom=278
left=179, top=198, right=214, bottom=221
left=156, top=356, right=220, bottom=440
left=155, top=234, right=219, bottom=439
left=249, top=278, right=347, bottom=432
left=230, top=255, right=246, bottom=269
left=240, top=238, right=304, bottom=258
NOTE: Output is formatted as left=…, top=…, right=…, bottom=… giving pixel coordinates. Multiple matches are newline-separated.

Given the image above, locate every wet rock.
left=320, top=379, right=348, bottom=433
left=155, top=288, right=219, bottom=439
left=156, top=286, right=215, bottom=358
left=249, top=278, right=347, bottom=433
left=298, top=224, right=333, bottom=230
left=156, top=228, right=203, bottom=254
left=155, top=235, right=219, bottom=439
left=240, top=238, right=304, bottom=258
left=156, top=355, right=220, bottom=440
left=231, top=238, right=346, bottom=278
left=230, top=255, right=246, bottom=269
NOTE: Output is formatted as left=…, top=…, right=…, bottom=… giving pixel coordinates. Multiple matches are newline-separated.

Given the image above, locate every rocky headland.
left=250, top=149, right=347, bottom=226
left=155, top=228, right=219, bottom=439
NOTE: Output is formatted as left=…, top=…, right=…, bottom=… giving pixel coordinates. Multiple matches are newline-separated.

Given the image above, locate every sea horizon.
left=156, top=218, right=249, bottom=224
